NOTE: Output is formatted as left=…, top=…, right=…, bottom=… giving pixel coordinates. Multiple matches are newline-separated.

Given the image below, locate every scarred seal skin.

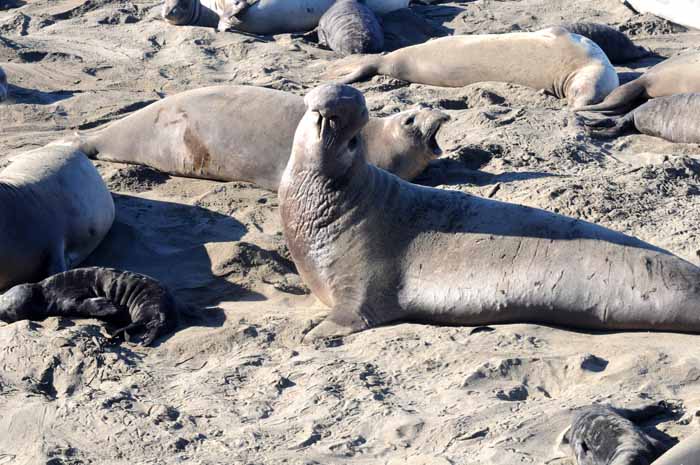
left=318, top=0, right=384, bottom=56
left=0, top=267, right=176, bottom=346
left=327, top=27, right=619, bottom=108
left=279, top=83, right=700, bottom=342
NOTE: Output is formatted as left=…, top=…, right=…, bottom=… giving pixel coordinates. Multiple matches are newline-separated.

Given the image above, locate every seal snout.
left=304, top=84, right=369, bottom=143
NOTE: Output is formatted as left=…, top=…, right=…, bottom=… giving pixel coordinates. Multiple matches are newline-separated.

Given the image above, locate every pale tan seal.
left=0, top=145, right=115, bottom=291
left=279, top=83, right=700, bottom=342
left=327, top=27, right=619, bottom=108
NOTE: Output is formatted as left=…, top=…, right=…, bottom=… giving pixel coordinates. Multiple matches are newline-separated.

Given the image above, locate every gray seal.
left=583, top=93, right=700, bottom=143
left=279, top=83, right=700, bottom=341
left=162, top=0, right=222, bottom=28
left=559, top=22, right=652, bottom=64
left=0, top=267, right=175, bottom=346
left=327, top=27, right=619, bottom=108
left=318, top=0, right=384, bottom=56
left=0, top=66, right=7, bottom=102
left=71, top=85, right=448, bottom=191
left=0, top=145, right=115, bottom=291
left=576, top=53, right=700, bottom=115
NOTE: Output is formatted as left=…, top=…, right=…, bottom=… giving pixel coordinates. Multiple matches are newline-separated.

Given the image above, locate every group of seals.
left=0, top=144, right=114, bottom=292
left=328, top=27, right=619, bottom=108
left=318, top=0, right=384, bottom=55
left=0, top=267, right=175, bottom=346
left=70, top=85, right=448, bottom=191
left=0, top=66, right=7, bottom=102
left=280, top=83, right=700, bottom=342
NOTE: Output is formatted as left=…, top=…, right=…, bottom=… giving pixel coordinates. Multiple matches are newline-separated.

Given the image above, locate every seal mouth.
left=424, top=114, right=450, bottom=157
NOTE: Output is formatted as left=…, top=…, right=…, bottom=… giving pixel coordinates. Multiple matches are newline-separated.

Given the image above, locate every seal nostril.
left=403, top=116, right=415, bottom=126
left=348, top=136, right=358, bottom=151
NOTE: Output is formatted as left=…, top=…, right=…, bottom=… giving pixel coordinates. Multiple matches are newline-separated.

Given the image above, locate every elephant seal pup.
left=327, top=27, right=619, bottom=107
left=583, top=93, right=700, bottom=143
left=651, top=430, right=700, bottom=465
left=0, top=145, right=114, bottom=292
left=72, top=85, right=448, bottom=191
left=318, top=0, right=384, bottom=56
left=162, top=0, right=222, bottom=27
left=576, top=53, right=700, bottom=115
left=0, top=66, right=7, bottom=102
left=558, top=22, right=652, bottom=64
left=280, top=84, right=700, bottom=341
left=0, top=267, right=175, bottom=346
left=565, top=405, right=666, bottom=465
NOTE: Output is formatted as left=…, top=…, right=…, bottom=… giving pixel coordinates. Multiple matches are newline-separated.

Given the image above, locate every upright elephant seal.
left=564, top=405, right=667, bottom=465
left=280, top=83, right=700, bottom=341
left=576, top=53, right=700, bottom=115
left=0, top=145, right=114, bottom=292
left=558, top=22, right=652, bottom=64
left=0, top=267, right=176, bottom=346
left=318, top=0, right=384, bottom=56
left=327, top=27, right=619, bottom=108
left=71, top=85, right=448, bottom=191
left=583, top=93, right=700, bottom=143
left=0, top=66, right=7, bottom=102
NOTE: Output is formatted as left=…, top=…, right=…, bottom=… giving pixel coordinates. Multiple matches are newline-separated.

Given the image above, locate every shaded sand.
left=2, top=1, right=700, bottom=463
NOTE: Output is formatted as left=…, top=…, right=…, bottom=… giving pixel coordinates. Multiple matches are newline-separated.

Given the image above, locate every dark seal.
left=318, top=0, right=384, bottom=56
left=559, top=22, right=652, bottom=64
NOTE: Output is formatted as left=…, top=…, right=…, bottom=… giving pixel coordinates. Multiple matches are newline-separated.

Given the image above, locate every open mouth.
left=425, top=123, right=443, bottom=156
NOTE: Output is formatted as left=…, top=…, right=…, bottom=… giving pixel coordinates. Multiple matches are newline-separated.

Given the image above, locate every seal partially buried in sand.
left=576, top=53, right=700, bottom=115
left=0, top=145, right=114, bottom=291
left=71, top=85, right=448, bottom=191
left=318, top=0, right=384, bottom=56
left=0, top=267, right=176, bottom=346
left=280, top=84, right=700, bottom=341
left=327, top=27, right=619, bottom=107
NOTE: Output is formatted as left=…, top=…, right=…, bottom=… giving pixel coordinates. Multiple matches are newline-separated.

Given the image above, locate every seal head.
left=162, top=0, right=197, bottom=25
left=0, top=284, right=44, bottom=321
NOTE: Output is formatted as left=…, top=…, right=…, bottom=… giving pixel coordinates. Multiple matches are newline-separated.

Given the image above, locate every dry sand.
left=2, top=1, right=700, bottom=464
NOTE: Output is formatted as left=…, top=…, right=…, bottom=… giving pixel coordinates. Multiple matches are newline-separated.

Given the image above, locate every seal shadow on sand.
left=5, top=84, right=77, bottom=105
left=415, top=157, right=558, bottom=187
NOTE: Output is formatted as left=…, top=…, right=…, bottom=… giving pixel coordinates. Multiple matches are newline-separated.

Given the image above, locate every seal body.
left=567, top=406, right=663, bottom=465
left=584, top=93, right=700, bottom=143
left=318, top=0, right=384, bottom=56
left=0, top=267, right=175, bottom=346
left=576, top=53, right=700, bottom=115
left=0, top=146, right=114, bottom=292
left=72, top=85, right=448, bottom=191
left=559, top=22, right=652, bottom=64
left=279, top=84, right=700, bottom=341
left=0, top=66, right=7, bottom=102
left=328, top=27, right=619, bottom=107
left=162, top=0, right=221, bottom=27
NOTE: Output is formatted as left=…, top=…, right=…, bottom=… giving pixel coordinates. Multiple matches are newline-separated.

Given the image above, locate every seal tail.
left=573, top=79, right=647, bottom=115
left=581, top=112, right=636, bottom=139
left=324, top=55, right=382, bottom=85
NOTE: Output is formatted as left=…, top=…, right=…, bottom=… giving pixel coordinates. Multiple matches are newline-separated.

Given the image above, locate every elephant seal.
left=318, top=0, right=384, bottom=56
left=582, top=93, right=700, bottom=143
left=651, top=430, right=700, bottom=465
left=565, top=405, right=667, bottom=465
left=558, top=22, right=652, bottom=64
left=327, top=27, right=619, bottom=108
left=0, top=145, right=114, bottom=292
left=0, top=66, right=7, bottom=102
left=71, top=85, right=448, bottom=191
left=576, top=53, right=700, bottom=115
left=162, top=0, right=221, bottom=27
left=0, top=267, right=175, bottom=346
left=279, top=83, right=700, bottom=341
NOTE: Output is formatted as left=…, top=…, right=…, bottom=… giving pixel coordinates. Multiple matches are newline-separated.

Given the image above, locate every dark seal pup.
left=279, top=83, right=700, bottom=341
left=318, top=0, right=384, bottom=56
left=0, top=267, right=176, bottom=346
left=583, top=93, right=700, bottom=143
left=576, top=53, right=700, bottom=115
left=565, top=405, right=667, bottom=465
left=559, top=22, right=652, bottom=64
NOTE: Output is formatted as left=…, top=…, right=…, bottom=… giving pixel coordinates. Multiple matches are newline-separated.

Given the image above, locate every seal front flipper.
left=303, top=301, right=385, bottom=343
left=110, top=318, right=165, bottom=346
left=75, top=297, right=122, bottom=318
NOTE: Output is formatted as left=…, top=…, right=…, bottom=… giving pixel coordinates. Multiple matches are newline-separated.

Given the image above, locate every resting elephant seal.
left=0, top=145, right=114, bottom=292
left=318, top=0, right=384, bottom=56
left=564, top=405, right=667, bottom=465
left=558, top=22, right=652, bottom=64
left=576, top=53, right=700, bottom=115
left=327, top=27, right=619, bottom=108
left=71, top=85, right=448, bottom=191
left=583, top=93, right=700, bottom=143
left=0, top=267, right=175, bottom=346
left=280, top=83, right=700, bottom=341
left=0, top=66, right=7, bottom=102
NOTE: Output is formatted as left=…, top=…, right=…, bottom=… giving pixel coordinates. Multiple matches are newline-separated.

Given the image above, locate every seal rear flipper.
left=582, top=112, right=636, bottom=138
left=574, top=79, right=647, bottom=115
left=324, top=55, right=382, bottom=84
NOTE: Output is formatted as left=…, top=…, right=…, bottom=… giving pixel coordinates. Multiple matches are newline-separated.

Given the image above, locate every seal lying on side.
left=651, top=430, right=700, bottom=465
left=327, top=27, right=618, bottom=108
left=558, top=22, right=652, bottom=64
left=162, top=0, right=222, bottom=28
left=280, top=83, right=700, bottom=341
left=318, top=0, right=384, bottom=56
left=0, top=66, right=7, bottom=102
left=0, top=267, right=175, bottom=346
left=576, top=53, right=700, bottom=115
left=71, top=85, right=448, bottom=191
left=583, top=93, right=700, bottom=143
left=0, top=145, right=114, bottom=292
left=565, top=405, right=666, bottom=465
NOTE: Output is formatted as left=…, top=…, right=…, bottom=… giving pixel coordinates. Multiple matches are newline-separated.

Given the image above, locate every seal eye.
left=348, top=136, right=358, bottom=151
left=403, top=116, right=415, bottom=126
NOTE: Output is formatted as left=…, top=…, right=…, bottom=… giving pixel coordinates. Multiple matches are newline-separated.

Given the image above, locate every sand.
left=2, top=1, right=700, bottom=464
